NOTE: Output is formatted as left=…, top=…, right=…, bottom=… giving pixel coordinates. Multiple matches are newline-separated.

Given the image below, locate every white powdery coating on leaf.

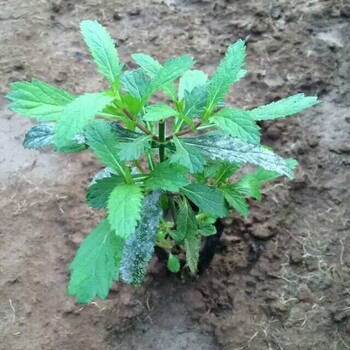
left=119, top=191, right=163, bottom=285
left=90, top=167, right=116, bottom=185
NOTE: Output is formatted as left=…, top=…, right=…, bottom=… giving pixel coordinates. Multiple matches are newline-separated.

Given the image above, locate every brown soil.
left=1, top=0, right=349, bottom=349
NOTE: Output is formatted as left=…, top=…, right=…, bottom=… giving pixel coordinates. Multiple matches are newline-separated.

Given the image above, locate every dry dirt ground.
left=0, top=0, right=349, bottom=349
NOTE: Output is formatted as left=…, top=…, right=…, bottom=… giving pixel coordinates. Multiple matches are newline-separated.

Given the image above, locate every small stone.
left=186, top=290, right=206, bottom=312
left=266, top=125, right=281, bottom=141
left=250, top=226, right=276, bottom=239
left=113, top=11, right=123, bottom=21
left=307, top=137, right=319, bottom=148
left=289, top=249, right=303, bottom=264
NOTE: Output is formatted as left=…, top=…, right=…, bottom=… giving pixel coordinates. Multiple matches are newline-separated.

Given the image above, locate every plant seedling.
left=6, top=20, right=319, bottom=303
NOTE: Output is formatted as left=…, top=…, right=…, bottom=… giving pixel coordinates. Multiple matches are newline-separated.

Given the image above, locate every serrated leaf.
left=220, top=186, right=249, bottom=217
left=146, top=162, right=190, bottom=191
left=185, top=233, right=200, bottom=274
left=132, top=53, right=176, bottom=100
left=54, top=93, right=113, bottom=151
left=183, top=85, right=208, bottom=118
left=85, top=120, right=127, bottom=178
left=174, top=198, right=197, bottom=241
left=206, top=40, right=246, bottom=112
left=120, top=191, right=163, bottom=285
left=167, top=253, right=181, bottom=273
left=233, top=175, right=261, bottom=200
left=182, top=134, right=294, bottom=178
left=87, top=174, right=124, bottom=209
left=146, top=55, right=195, bottom=99
left=248, top=94, right=319, bottom=121
left=107, top=184, right=143, bottom=239
left=211, top=161, right=239, bottom=183
left=179, top=70, right=208, bottom=100
left=23, top=122, right=54, bottom=149
left=200, top=225, right=217, bottom=236
left=118, top=135, right=152, bottom=160
left=143, top=103, right=178, bottom=122
left=80, top=20, right=122, bottom=84
left=170, top=136, right=206, bottom=173
left=68, top=219, right=124, bottom=303
left=180, top=183, right=228, bottom=218
left=121, top=69, right=150, bottom=100
left=6, top=79, right=74, bottom=121
left=210, top=108, right=260, bottom=144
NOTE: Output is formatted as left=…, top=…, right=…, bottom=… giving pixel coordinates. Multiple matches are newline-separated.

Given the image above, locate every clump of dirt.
left=1, top=0, right=349, bottom=349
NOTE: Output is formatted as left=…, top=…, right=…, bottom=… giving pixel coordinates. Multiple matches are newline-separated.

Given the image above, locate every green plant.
left=6, top=20, right=319, bottom=303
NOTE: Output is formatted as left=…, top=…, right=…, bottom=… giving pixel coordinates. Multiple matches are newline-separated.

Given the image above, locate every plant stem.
left=122, top=108, right=158, bottom=139
left=166, top=120, right=201, bottom=141
left=133, top=160, right=145, bottom=173
left=168, top=197, right=177, bottom=222
left=158, top=121, right=166, bottom=162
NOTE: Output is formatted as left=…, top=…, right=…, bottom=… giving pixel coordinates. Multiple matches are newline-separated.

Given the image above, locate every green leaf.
left=182, top=134, right=294, bottom=178
left=80, top=20, right=122, bottom=84
left=121, top=69, right=150, bottom=100
left=120, top=191, right=163, bottom=285
left=112, top=122, right=142, bottom=142
left=183, top=85, right=208, bottom=118
left=248, top=94, right=319, bottom=121
left=132, top=53, right=176, bottom=100
left=6, top=79, right=74, bottom=121
left=146, top=162, right=190, bottom=191
left=85, top=120, right=127, bottom=178
left=146, top=55, right=195, bottom=98
left=118, top=135, right=152, bottom=161
left=170, top=136, right=206, bottom=173
left=167, top=254, right=181, bottom=273
left=185, top=233, right=200, bottom=274
left=23, top=122, right=54, bottom=149
left=107, top=184, right=143, bottom=239
left=179, top=70, right=208, bottom=100
left=210, top=108, right=260, bottom=144
left=211, top=161, right=239, bottom=183
left=143, top=103, right=178, bottom=122
left=68, top=219, right=124, bottom=303
left=200, top=225, right=217, bottom=236
left=220, top=186, right=249, bottom=217
left=87, top=174, right=124, bottom=209
left=54, top=93, right=113, bottom=151
left=233, top=175, right=261, bottom=200
left=206, top=40, right=246, bottom=112
left=180, top=183, right=228, bottom=218
left=174, top=198, right=197, bottom=241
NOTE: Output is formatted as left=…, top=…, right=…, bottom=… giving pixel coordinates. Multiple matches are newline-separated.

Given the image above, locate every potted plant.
left=6, top=20, right=318, bottom=303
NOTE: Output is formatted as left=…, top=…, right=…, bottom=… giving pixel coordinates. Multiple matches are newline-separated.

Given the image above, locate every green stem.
left=158, top=121, right=166, bottom=163
left=146, top=149, right=155, bottom=171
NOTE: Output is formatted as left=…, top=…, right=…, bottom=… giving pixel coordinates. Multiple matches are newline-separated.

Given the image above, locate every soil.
left=1, top=0, right=349, bottom=349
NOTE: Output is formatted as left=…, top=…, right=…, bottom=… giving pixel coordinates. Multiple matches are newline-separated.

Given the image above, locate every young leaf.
left=85, top=120, right=127, bottom=178
left=119, top=191, right=163, bottom=285
left=118, top=135, right=152, bottom=161
left=80, top=20, right=122, bottom=84
left=233, top=175, right=261, bottom=200
left=185, top=233, right=200, bottom=274
left=121, top=69, right=150, bottom=100
left=23, top=122, right=54, bottom=149
left=199, top=225, right=217, bottom=236
left=6, top=79, right=74, bottom=121
left=180, top=183, right=228, bottom=218
left=248, top=94, right=319, bottom=121
left=55, top=93, right=113, bottom=151
left=170, top=136, right=206, bottom=173
left=132, top=53, right=176, bottom=100
left=174, top=198, right=197, bottom=241
left=87, top=174, right=124, bottom=209
left=181, top=134, right=294, bottom=178
left=167, top=253, right=181, bottom=273
left=178, top=70, right=208, bottom=100
left=183, top=85, right=208, bottom=118
left=108, top=184, right=143, bottom=239
left=210, top=108, right=260, bottom=144
left=68, top=219, right=124, bottom=303
left=220, top=186, right=249, bottom=217
left=146, top=162, right=190, bottom=191
left=143, top=103, right=178, bottom=122
left=146, top=55, right=195, bottom=98
left=213, top=161, right=239, bottom=183
left=206, top=40, right=246, bottom=112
